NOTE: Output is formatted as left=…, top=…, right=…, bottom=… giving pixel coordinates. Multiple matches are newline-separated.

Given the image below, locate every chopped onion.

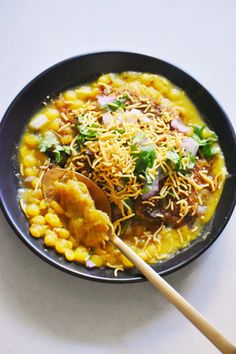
left=160, top=97, right=172, bottom=109
left=86, top=149, right=93, bottom=156
left=197, top=205, right=206, bottom=215
left=102, top=112, right=113, bottom=126
left=181, top=137, right=199, bottom=156
left=149, top=208, right=162, bottom=218
left=142, top=169, right=165, bottom=200
left=130, top=109, right=142, bottom=116
left=140, top=116, right=151, bottom=123
left=29, top=114, right=48, bottom=130
left=97, top=95, right=115, bottom=106
left=143, top=137, right=152, bottom=145
left=116, top=115, right=125, bottom=124
left=142, top=179, right=160, bottom=200
left=86, top=259, right=96, bottom=268
left=24, top=176, right=35, bottom=183
left=171, top=119, right=191, bottom=134
left=125, top=110, right=138, bottom=124
left=128, top=108, right=151, bottom=123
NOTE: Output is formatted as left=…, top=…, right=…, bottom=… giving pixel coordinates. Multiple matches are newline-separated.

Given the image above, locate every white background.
left=0, top=1, right=235, bottom=353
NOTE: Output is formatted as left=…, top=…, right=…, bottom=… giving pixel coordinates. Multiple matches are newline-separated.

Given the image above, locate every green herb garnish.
left=134, top=145, right=156, bottom=175
left=188, top=153, right=196, bottom=169
left=124, top=198, right=134, bottom=209
left=192, top=125, right=219, bottom=158
left=166, top=150, right=180, bottom=166
left=53, top=145, right=71, bottom=164
left=193, top=125, right=206, bottom=139
left=132, top=132, right=147, bottom=146
left=167, top=150, right=196, bottom=173
left=106, top=95, right=129, bottom=112
left=114, top=128, right=125, bottom=134
left=38, top=132, right=71, bottom=165
left=76, top=119, right=100, bottom=147
left=141, top=172, right=155, bottom=194
left=120, top=220, right=130, bottom=236
left=38, top=131, right=58, bottom=152
left=200, top=143, right=220, bottom=157
left=131, top=133, right=156, bottom=177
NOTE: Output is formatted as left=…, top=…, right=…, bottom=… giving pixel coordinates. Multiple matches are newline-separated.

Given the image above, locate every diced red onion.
left=142, top=169, right=165, bottom=200
left=86, top=149, right=93, bottom=156
left=116, top=115, right=124, bottom=124
left=140, top=116, right=151, bottom=123
left=97, top=95, right=115, bottom=106
left=149, top=208, right=162, bottom=218
left=86, top=259, right=96, bottom=268
left=197, top=205, right=206, bottom=214
left=125, top=110, right=138, bottom=123
left=160, top=97, right=172, bottom=109
left=24, top=176, right=35, bottom=183
left=103, top=87, right=110, bottom=95
left=29, top=114, right=48, bottom=130
left=128, top=108, right=151, bottom=123
left=181, top=137, right=199, bottom=156
left=171, top=119, right=192, bottom=134
left=102, top=113, right=112, bottom=126
left=130, top=109, right=142, bottom=116
left=142, top=179, right=160, bottom=200
left=143, top=137, right=152, bottom=145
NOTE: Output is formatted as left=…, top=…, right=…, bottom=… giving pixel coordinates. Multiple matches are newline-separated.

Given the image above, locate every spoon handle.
left=111, top=234, right=236, bottom=354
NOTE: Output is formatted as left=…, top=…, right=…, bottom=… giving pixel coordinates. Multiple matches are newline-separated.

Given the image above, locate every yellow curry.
left=18, top=72, right=227, bottom=273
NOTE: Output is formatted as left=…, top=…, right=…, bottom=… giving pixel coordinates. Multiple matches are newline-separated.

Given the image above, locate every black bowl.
left=1, top=51, right=236, bottom=283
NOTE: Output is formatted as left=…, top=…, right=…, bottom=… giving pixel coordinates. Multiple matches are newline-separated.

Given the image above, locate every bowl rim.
left=1, top=50, right=236, bottom=283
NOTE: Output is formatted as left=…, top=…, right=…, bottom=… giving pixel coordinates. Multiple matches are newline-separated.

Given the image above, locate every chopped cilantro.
left=168, top=191, right=175, bottom=198
left=192, top=133, right=217, bottom=146
left=121, top=176, right=129, bottom=184
left=76, top=134, right=85, bottom=146
left=188, top=153, right=196, bottom=169
left=131, top=133, right=156, bottom=177
left=167, top=150, right=196, bottom=173
left=114, top=128, right=125, bottom=134
left=130, top=133, right=146, bottom=152
left=167, top=150, right=180, bottom=165
left=53, top=145, right=71, bottom=164
left=142, top=172, right=155, bottom=194
left=38, top=131, right=71, bottom=165
left=106, top=95, right=129, bottom=112
left=124, top=198, right=134, bottom=209
left=120, top=220, right=130, bottom=236
left=77, top=118, right=99, bottom=145
left=132, top=132, right=146, bottom=146
left=134, top=144, right=156, bottom=175
left=200, top=143, right=220, bottom=157
left=191, top=125, right=219, bottom=158
left=193, top=125, right=206, bottom=139
left=38, top=131, right=58, bottom=152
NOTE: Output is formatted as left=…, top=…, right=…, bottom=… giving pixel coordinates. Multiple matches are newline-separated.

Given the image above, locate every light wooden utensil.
left=43, top=167, right=236, bottom=354
left=110, top=232, right=236, bottom=354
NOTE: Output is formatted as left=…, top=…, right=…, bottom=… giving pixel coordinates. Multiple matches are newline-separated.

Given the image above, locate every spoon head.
left=42, top=168, right=111, bottom=218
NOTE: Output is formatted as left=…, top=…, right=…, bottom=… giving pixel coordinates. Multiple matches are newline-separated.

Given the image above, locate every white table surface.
left=0, top=1, right=235, bottom=353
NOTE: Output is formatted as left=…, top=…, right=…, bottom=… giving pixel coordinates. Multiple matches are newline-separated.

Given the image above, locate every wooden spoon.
left=43, top=167, right=236, bottom=354
left=42, top=167, right=111, bottom=216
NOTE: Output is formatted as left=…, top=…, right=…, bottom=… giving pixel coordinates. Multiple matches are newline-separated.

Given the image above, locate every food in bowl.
left=52, top=178, right=110, bottom=248
left=18, top=72, right=227, bottom=273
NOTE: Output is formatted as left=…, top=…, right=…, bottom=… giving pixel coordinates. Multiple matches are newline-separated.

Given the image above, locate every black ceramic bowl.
left=0, top=52, right=236, bottom=283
